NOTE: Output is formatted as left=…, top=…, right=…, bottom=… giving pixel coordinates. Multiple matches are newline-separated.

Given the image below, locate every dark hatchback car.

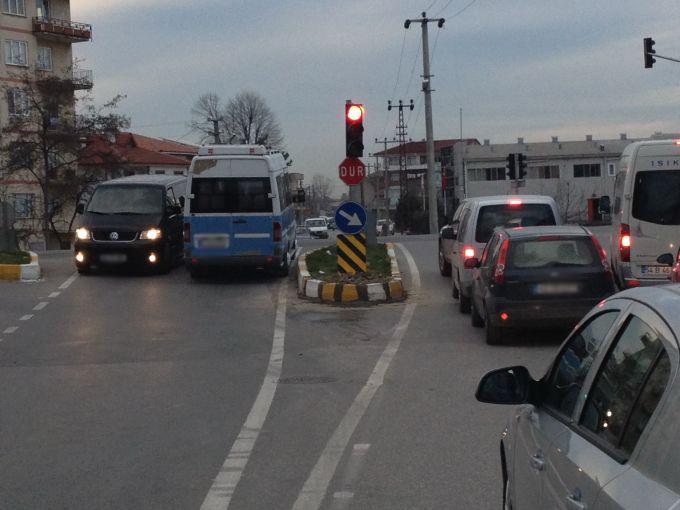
left=466, top=226, right=616, bottom=344
left=74, top=175, right=186, bottom=274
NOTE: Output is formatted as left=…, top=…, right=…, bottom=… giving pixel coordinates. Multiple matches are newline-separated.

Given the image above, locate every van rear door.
left=629, top=151, right=680, bottom=280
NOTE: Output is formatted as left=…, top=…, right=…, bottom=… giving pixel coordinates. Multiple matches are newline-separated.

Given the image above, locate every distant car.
left=477, top=285, right=680, bottom=510
left=467, top=226, right=615, bottom=344
left=305, top=217, right=329, bottom=239
left=439, top=195, right=561, bottom=314
left=673, top=248, right=680, bottom=283
left=377, top=219, right=394, bottom=236
left=325, top=217, right=336, bottom=230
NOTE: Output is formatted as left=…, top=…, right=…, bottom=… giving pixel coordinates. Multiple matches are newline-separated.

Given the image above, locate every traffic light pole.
left=406, top=12, right=445, bottom=235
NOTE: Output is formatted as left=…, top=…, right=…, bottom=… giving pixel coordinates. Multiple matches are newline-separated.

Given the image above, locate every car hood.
left=80, top=212, right=163, bottom=231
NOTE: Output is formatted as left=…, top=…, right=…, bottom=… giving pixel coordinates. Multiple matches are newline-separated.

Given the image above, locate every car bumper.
left=74, top=240, right=165, bottom=267
left=185, top=255, right=283, bottom=268
left=486, top=297, right=601, bottom=329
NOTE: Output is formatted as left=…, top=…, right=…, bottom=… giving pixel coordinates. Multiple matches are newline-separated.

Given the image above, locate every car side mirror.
left=464, top=257, right=480, bottom=269
left=169, top=204, right=182, bottom=216
left=179, top=196, right=185, bottom=208
left=441, top=227, right=454, bottom=240
left=657, top=253, right=675, bottom=267
left=76, top=203, right=85, bottom=214
left=476, top=366, right=532, bottom=405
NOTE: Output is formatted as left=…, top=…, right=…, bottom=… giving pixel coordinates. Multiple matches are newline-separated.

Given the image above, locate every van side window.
left=613, top=172, right=625, bottom=215
left=457, top=208, right=472, bottom=241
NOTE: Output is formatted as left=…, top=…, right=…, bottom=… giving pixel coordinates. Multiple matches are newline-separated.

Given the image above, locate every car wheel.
left=471, top=299, right=484, bottom=328
left=276, top=252, right=290, bottom=277
left=439, top=249, right=452, bottom=277
left=486, top=318, right=503, bottom=345
left=77, top=265, right=90, bottom=275
left=459, top=291, right=471, bottom=314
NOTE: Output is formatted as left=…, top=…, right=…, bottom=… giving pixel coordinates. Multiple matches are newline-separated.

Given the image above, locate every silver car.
left=477, top=285, right=680, bottom=509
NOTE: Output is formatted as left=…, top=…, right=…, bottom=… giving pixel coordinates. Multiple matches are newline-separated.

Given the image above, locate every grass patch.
left=305, top=243, right=391, bottom=283
left=0, top=251, right=31, bottom=265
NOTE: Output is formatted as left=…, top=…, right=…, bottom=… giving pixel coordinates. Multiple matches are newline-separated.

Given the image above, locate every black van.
left=74, top=175, right=186, bottom=273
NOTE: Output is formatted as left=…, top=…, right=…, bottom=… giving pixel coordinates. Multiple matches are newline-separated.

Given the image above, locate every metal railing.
left=72, top=68, right=93, bottom=89
left=32, top=16, right=92, bottom=39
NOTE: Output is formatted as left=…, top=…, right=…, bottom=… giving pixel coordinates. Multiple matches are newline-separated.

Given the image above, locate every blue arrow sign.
left=334, top=201, right=367, bottom=235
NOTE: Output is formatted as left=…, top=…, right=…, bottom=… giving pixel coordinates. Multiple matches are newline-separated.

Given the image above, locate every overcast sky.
left=71, top=0, right=680, bottom=195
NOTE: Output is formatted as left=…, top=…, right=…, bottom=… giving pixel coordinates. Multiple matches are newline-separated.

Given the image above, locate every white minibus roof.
left=198, top=145, right=268, bottom=156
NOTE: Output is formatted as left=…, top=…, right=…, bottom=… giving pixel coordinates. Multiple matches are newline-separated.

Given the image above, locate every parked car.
left=305, top=217, right=330, bottom=239
left=476, top=285, right=680, bottom=510
left=466, top=226, right=616, bottom=344
left=609, top=139, right=680, bottom=288
left=673, top=248, right=680, bottom=283
left=377, top=219, right=395, bottom=236
left=74, top=174, right=186, bottom=274
left=325, top=216, right=336, bottom=230
left=439, top=195, right=561, bottom=313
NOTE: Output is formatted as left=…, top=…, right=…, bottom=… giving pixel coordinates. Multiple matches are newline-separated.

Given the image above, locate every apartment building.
left=0, top=0, right=92, bottom=249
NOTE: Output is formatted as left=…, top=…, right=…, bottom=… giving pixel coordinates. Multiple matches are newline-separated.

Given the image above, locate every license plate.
left=534, top=282, right=579, bottom=295
left=640, top=265, right=672, bottom=275
left=195, top=234, right=230, bottom=249
left=99, top=253, right=127, bottom=264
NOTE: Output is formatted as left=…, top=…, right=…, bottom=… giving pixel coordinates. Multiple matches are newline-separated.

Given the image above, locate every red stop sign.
left=338, top=158, right=365, bottom=186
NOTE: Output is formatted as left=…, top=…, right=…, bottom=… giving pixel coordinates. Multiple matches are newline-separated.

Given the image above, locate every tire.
left=439, top=249, right=452, bottom=277
left=157, top=244, right=172, bottom=274
left=77, top=266, right=90, bottom=275
left=459, top=291, right=471, bottom=314
left=471, top=299, right=484, bottom=328
left=486, top=317, right=503, bottom=345
left=276, top=252, right=290, bottom=277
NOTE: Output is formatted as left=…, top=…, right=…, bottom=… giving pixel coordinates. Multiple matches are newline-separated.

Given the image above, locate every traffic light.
left=517, top=153, right=527, bottom=180
left=506, top=153, right=516, bottom=180
left=345, top=103, right=364, bottom=158
left=644, top=37, right=656, bottom=69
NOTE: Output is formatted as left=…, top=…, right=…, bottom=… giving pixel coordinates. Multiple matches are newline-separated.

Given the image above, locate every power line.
left=437, top=0, right=478, bottom=17
left=382, top=30, right=409, bottom=139
left=424, top=0, right=439, bottom=11
left=403, top=37, right=422, bottom=98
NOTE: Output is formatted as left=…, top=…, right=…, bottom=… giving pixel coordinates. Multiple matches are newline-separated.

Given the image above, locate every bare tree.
left=190, top=92, right=224, bottom=144
left=0, top=68, right=129, bottom=248
left=223, top=90, right=283, bottom=148
left=555, top=180, right=586, bottom=223
left=308, top=174, right=334, bottom=216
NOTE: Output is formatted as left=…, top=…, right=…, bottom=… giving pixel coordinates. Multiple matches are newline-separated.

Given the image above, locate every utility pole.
left=405, top=12, right=445, bottom=234
left=375, top=137, right=399, bottom=219
left=388, top=100, right=413, bottom=200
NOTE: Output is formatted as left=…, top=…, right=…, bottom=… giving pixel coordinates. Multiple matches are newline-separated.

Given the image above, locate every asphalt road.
left=0, top=230, right=600, bottom=509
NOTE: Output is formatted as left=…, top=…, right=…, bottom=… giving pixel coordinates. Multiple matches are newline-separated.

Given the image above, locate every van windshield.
left=306, top=219, right=326, bottom=227
left=190, top=177, right=273, bottom=214
left=475, top=204, right=556, bottom=243
left=86, top=185, right=163, bottom=215
left=633, top=171, right=680, bottom=225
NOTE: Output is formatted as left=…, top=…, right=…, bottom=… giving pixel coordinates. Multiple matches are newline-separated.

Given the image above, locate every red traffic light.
left=347, top=104, right=364, bottom=122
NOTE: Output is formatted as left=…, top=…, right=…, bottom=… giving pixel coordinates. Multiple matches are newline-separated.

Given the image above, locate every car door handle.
left=529, top=454, right=545, bottom=471
left=566, top=493, right=586, bottom=510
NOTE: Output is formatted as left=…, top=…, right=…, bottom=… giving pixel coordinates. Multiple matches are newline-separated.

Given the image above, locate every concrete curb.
left=297, top=242, right=405, bottom=304
left=0, top=251, right=41, bottom=281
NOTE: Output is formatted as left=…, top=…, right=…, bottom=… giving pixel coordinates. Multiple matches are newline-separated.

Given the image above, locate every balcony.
left=71, top=68, right=93, bottom=90
left=35, top=67, right=93, bottom=91
left=32, top=17, right=92, bottom=43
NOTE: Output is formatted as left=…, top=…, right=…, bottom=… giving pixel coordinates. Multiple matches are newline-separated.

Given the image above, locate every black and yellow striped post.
left=337, top=233, right=367, bottom=273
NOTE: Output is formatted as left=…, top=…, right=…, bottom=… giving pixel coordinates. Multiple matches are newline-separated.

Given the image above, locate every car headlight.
left=140, top=228, right=162, bottom=240
left=75, top=227, right=90, bottom=240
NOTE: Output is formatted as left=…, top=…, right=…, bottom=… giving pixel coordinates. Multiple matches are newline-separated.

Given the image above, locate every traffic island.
left=297, top=242, right=405, bottom=304
left=0, top=251, right=41, bottom=281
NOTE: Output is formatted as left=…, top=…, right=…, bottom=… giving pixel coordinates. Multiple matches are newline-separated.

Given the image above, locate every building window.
left=528, top=165, right=560, bottom=179
left=12, top=193, right=34, bottom=218
left=468, top=167, right=506, bottom=182
left=2, top=0, right=25, bottom=15
left=5, top=40, right=28, bottom=66
left=174, top=170, right=184, bottom=175
left=388, top=156, right=399, bottom=167
left=7, top=88, right=29, bottom=117
left=8, top=141, right=32, bottom=168
left=608, top=163, right=616, bottom=177
left=154, top=170, right=165, bottom=175
left=420, top=155, right=427, bottom=164
left=407, top=155, right=416, bottom=166
left=37, top=47, right=52, bottom=70
left=574, top=163, right=601, bottom=178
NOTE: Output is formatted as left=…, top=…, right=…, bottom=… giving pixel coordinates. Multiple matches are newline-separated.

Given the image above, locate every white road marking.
left=48, top=292, right=61, bottom=298
left=33, top=302, right=48, bottom=311
left=352, top=443, right=370, bottom=454
left=20, top=315, right=33, bottom=321
left=291, top=243, right=420, bottom=510
left=3, top=327, right=18, bottom=334
left=332, top=492, right=354, bottom=499
left=200, top=283, right=287, bottom=510
left=58, top=272, right=78, bottom=290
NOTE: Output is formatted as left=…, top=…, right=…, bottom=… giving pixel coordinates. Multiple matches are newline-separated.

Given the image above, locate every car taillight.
left=619, top=224, right=631, bottom=263
left=590, top=235, right=611, bottom=276
left=463, top=246, right=476, bottom=259
left=273, top=221, right=282, bottom=242
left=493, top=239, right=510, bottom=284
left=183, top=223, right=190, bottom=243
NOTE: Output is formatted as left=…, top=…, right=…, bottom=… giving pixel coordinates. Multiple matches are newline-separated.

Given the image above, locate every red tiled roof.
left=80, top=133, right=193, bottom=167
left=118, top=133, right=198, bottom=154
left=374, top=138, right=480, bottom=156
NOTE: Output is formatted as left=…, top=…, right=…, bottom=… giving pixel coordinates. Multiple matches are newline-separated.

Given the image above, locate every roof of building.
left=374, top=138, right=480, bottom=156
left=80, top=133, right=196, bottom=167
left=100, top=174, right=187, bottom=186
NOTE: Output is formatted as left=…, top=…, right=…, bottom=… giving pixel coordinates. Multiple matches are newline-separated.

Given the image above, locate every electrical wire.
left=437, top=0, right=478, bottom=18
left=403, top=37, right=422, bottom=98
left=424, top=0, right=438, bottom=12
left=381, top=29, right=409, bottom=139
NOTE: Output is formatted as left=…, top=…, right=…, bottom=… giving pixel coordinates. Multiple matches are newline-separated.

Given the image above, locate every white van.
left=610, top=140, right=680, bottom=288
left=440, top=195, right=561, bottom=313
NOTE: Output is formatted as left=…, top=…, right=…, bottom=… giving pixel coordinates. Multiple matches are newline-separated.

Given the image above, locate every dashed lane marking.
left=291, top=243, right=420, bottom=510
left=200, top=283, right=287, bottom=510
left=3, top=327, right=18, bottom=334
left=48, top=292, right=60, bottom=298
left=20, top=315, right=33, bottom=321
left=33, top=302, right=48, bottom=311
left=58, top=272, right=78, bottom=290
left=332, top=492, right=354, bottom=500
